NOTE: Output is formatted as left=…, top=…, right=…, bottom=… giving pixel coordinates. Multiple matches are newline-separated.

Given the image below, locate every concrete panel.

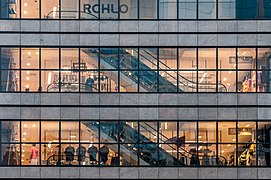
left=80, top=108, right=100, bottom=119
left=0, top=34, right=20, bottom=45
left=41, top=21, right=60, bottom=32
left=21, top=34, right=41, bottom=45
left=179, top=168, right=198, bottom=179
left=0, top=107, right=20, bottom=119
left=257, top=21, right=271, bottom=32
left=198, top=34, right=217, bottom=46
left=178, top=34, right=197, bottom=46
left=198, top=94, right=217, bottom=105
left=159, top=34, right=178, bottom=46
left=218, top=34, right=238, bottom=46
left=218, top=108, right=238, bottom=120
left=217, top=21, right=237, bottom=32
left=61, top=21, right=79, bottom=32
left=139, top=94, right=158, bottom=105
left=120, top=34, right=138, bottom=46
left=0, top=20, right=20, bottom=31
left=198, top=21, right=217, bottom=32
left=120, top=108, right=139, bottom=120
left=41, top=34, right=60, bottom=46
left=238, top=108, right=257, bottom=120
left=61, top=108, right=80, bottom=119
left=100, top=94, right=120, bottom=105
left=139, top=108, right=158, bottom=119
left=100, top=34, right=119, bottom=46
left=20, top=93, right=40, bottom=105
left=80, top=34, right=100, bottom=46
left=179, top=94, right=198, bottom=105
left=159, top=94, right=178, bottom=105
left=237, top=34, right=257, bottom=46
left=198, top=168, right=217, bottom=179
left=41, top=107, right=61, bottom=119
left=0, top=93, right=20, bottom=105
left=179, top=21, right=197, bottom=32
left=41, top=93, right=61, bottom=105
left=61, top=94, right=80, bottom=105
left=159, top=21, right=177, bottom=32
left=80, top=167, right=99, bottom=179
left=178, top=108, right=198, bottom=120
left=258, top=108, right=271, bottom=120
left=60, top=167, right=80, bottom=179
left=21, top=107, right=40, bottom=119
left=158, top=168, right=178, bottom=179
left=120, top=167, right=138, bottom=179
left=238, top=21, right=257, bottom=32
left=218, top=94, right=237, bottom=105
left=60, top=34, right=80, bottom=46
left=80, top=21, right=100, bottom=32
left=80, top=94, right=100, bottom=105
left=21, top=167, right=41, bottom=178
left=120, top=94, right=139, bottom=105
left=217, top=168, right=237, bottom=179
left=41, top=167, right=60, bottom=178
left=258, top=34, right=271, bottom=46
left=258, top=168, right=271, bottom=179
left=237, top=168, right=257, bottom=179
left=139, top=21, right=158, bottom=32
left=139, top=34, right=159, bottom=46
left=199, top=108, right=217, bottom=120
left=120, top=21, right=139, bottom=32
left=21, top=20, right=40, bottom=31
left=100, top=21, right=119, bottom=32
left=238, top=94, right=257, bottom=105
left=0, top=167, right=20, bottom=178
left=100, top=168, right=119, bottom=179
left=100, top=108, right=119, bottom=119
left=139, top=167, right=158, bottom=179
left=258, top=94, right=271, bottom=105
left=158, top=108, right=178, bottom=120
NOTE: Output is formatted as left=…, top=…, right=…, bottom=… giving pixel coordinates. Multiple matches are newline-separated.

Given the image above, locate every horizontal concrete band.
left=0, top=33, right=269, bottom=46
left=0, top=167, right=270, bottom=179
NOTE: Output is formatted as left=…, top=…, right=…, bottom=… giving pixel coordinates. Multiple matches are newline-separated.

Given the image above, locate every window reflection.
left=198, top=0, right=216, bottom=19
left=179, top=0, right=197, bottom=19
left=159, top=0, right=177, bottom=19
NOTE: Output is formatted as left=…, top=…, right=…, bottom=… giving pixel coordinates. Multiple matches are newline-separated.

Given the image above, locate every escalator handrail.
left=139, top=50, right=227, bottom=91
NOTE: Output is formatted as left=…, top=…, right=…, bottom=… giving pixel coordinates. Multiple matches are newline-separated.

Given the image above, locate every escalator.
left=83, top=48, right=227, bottom=92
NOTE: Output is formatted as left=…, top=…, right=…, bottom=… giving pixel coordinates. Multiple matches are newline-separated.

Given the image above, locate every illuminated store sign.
left=83, top=3, right=129, bottom=14
left=228, top=128, right=253, bottom=135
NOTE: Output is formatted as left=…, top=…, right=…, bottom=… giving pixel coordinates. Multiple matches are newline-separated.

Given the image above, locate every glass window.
left=119, top=121, right=138, bottom=143
left=198, top=122, right=216, bottom=143
left=21, top=70, right=40, bottom=92
left=198, top=71, right=217, bottom=92
left=100, top=121, right=119, bottom=143
left=1, top=143, right=20, bottom=165
left=178, top=0, right=196, bottom=19
left=21, top=0, right=40, bottom=18
left=178, top=48, right=196, bottom=70
left=218, top=144, right=236, bottom=166
left=80, top=71, right=99, bottom=92
left=236, top=0, right=257, bottom=19
left=159, top=121, right=177, bottom=143
left=0, top=48, right=20, bottom=70
left=22, top=121, right=40, bottom=142
left=99, top=71, right=119, bottom=92
left=21, top=48, right=39, bottom=69
left=159, top=71, right=177, bottom=92
left=218, top=71, right=236, bottom=92
left=81, top=121, right=99, bottom=143
left=0, top=70, right=20, bottom=92
left=139, top=48, right=158, bottom=70
left=42, top=70, right=60, bottom=92
left=99, top=48, right=119, bottom=70
left=61, top=121, right=79, bottom=142
left=80, top=0, right=99, bottom=19
left=41, top=48, right=59, bottom=69
left=218, top=0, right=236, bottom=19
left=159, top=48, right=177, bottom=70
left=120, top=145, right=138, bottom=166
left=42, top=0, right=59, bottom=19
left=99, top=144, right=119, bottom=166
left=178, top=71, right=197, bottom=92
left=41, top=121, right=59, bottom=142
left=198, top=48, right=216, bottom=69
left=120, top=0, right=138, bottom=19
left=198, top=0, right=216, bottom=19
left=159, top=0, right=177, bottom=19
left=218, top=48, right=236, bottom=69
left=61, top=48, right=79, bottom=70
left=139, top=0, right=157, bottom=19
left=120, top=71, right=138, bottom=92
left=120, top=48, right=138, bottom=70
left=61, top=0, right=79, bottom=19
left=41, top=143, right=59, bottom=165
left=1, top=121, right=20, bottom=143
left=218, top=122, right=236, bottom=143
left=80, top=48, right=99, bottom=70
left=139, top=70, right=158, bottom=92
left=238, top=70, right=256, bottom=92
left=237, top=122, right=256, bottom=144
left=0, top=0, right=20, bottom=18
left=61, top=143, right=79, bottom=165
left=139, top=121, right=158, bottom=143
left=100, top=0, right=118, bottom=19
left=21, top=144, right=40, bottom=165
left=237, top=48, right=256, bottom=69
left=179, top=121, right=197, bottom=143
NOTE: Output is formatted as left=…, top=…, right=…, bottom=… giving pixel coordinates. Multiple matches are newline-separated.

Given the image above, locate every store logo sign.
left=83, top=3, right=129, bottom=14
left=228, top=128, right=252, bottom=135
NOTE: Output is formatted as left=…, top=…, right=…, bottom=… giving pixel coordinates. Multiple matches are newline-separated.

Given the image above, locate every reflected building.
left=0, top=0, right=271, bottom=179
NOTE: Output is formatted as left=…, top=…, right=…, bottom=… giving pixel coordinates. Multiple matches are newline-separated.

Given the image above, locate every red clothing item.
left=31, top=146, right=38, bottom=159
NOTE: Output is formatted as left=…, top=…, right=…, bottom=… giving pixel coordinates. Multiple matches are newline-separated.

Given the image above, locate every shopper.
left=30, top=144, right=39, bottom=165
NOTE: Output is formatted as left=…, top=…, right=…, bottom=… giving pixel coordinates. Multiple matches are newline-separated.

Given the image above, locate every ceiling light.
left=227, top=83, right=231, bottom=86
left=223, top=78, right=227, bottom=81
left=232, top=139, right=236, bottom=142
left=27, top=71, right=30, bottom=74
left=221, top=150, right=224, bottom=153
left=246, top=124, right=250, bottom=127
left=227, top=144, right=231, bottom=147
left=198, top=136, right=202, bottom=139
left=26, top=63, right=30, bottom=66
left=36, top=52, right=39, bottom=55
left=32, top=124, right=36, bottom=128
left=23, top=11, right=27, bottom=15
left=25, top=84, right=29, bottom=88
left=23, top=124, right=27, bottom=128
left=26, top=77, right=29, bottom=81
left=229, top=71, right=232, bottom=74
left=23, top=132, right=27, bottom=135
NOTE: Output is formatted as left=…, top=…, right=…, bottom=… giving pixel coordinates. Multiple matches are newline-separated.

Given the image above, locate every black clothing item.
left=76, top=145, right=87, bottom=161
left=99, top=145, right=109, bottom=164
left=88, top=145, right=98, bottom=161
left=85, top=77, right=94, bottom=92
left=190, top=154, right=200, bottom=166
left=64, top=145, right=75, bottom=161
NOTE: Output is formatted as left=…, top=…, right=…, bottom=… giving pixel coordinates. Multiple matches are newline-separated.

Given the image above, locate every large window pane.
left=120, top=48, right=138, bottom=70
left=139, top=48, right=158, bottom=70
left=120, top=0, right=138, bottom=19
left=139, top=70, right=158, bottom=92
left=0, top=70, right=20, bottom=92
left=159, top=71, right=177, bottom=92
left=178, top=71, right=197, bottom=92
left=236, top=0, right=257, bottom=19
left=198, top=122, right=216, bottom=143
left=21, top=48, right=39, bottom=69
left=218, top=48, right=236, bottom=69
left=218, top=0, right=236, bottom=19
left=139, top=121, right=157, bottom=143
left=178, top=48, right=196, bottom=70
left=80, top=48, right=99, bottom=70
left=139, top=0, right=157, bottom=19
left=61, top=0, right=79, bottom=19
left=238, top=70, right=256, bottom=92
left=198, top=0, right=216, bottom=19
left=81, top=121, right=99, bottom=143
left=22, top=121, right=40, bottom=142
left=198, top=48, right=216, bottom=69
left=100, top=0, right=119, bottom=19
left=0, top=0, right=20, bottom=18
left=99, top=48, right=119, bottom=70
left=237, top=48, right=256, bottom=69
left=41, top=48, right=59, bottom=69
left=159, top=0, right=177, bottom=19
left=179, top=121, right=197, bottom=143
left=41, top=121, right=59, bottom=142
left=218, top=144, right=236, bottom=166
left=21, top=70, right=40, bottom=92
left=159, top=48, right=177, bottom=70
left=0, top=48, right=20, bottom=70
left=178, top=0, right=196, bottom=19
left=218, top=71, right=236, bottom=92
left=21, top=0, right=39, bottom=18
left=21, top=144, right=40, bottom=165
left=80, top=0, right=99, bottom=19
left=99, top=71, right=119, bottom=92
left=1, top=143, right=20, bottom=165
left=61, top=121, right=79, bottom=142
left=237, top=121, right=256, bottom=144
left=198, top=71, right=217, bottom=92
left=42, top=0, right=59, bottom=19
left=1, top=121, right=20, bottom=143
left=120, top=71, right=138, bottom=92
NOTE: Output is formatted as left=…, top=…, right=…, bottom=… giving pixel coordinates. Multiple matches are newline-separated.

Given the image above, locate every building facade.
left=0, top=0, right=271, bottom=179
